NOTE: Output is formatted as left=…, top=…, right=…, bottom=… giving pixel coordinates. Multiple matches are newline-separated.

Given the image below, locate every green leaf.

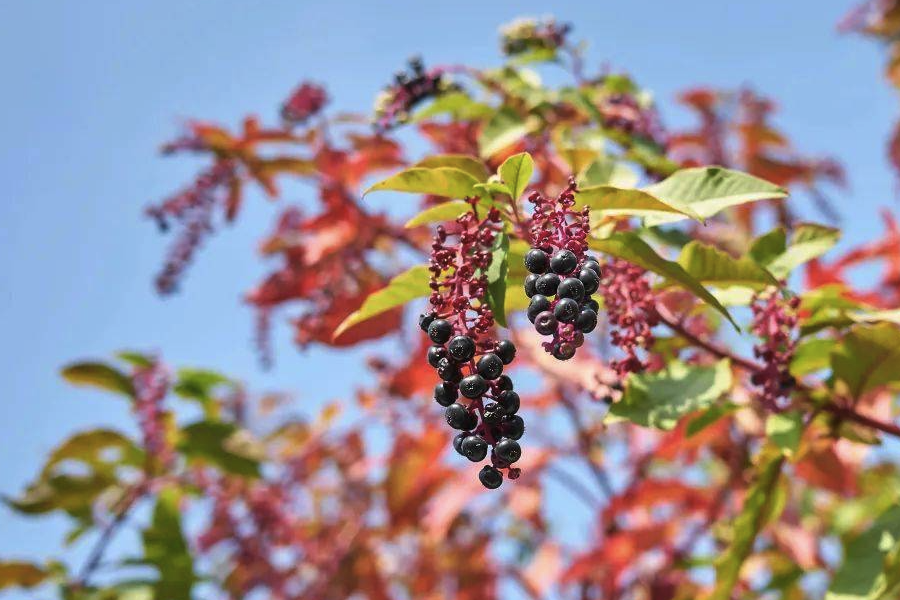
left=576, top=186, right=701, bottom=221
left=142, top=487, right=195, bottom=600
left=178, top=421, right=262, bottom=477
left=676, top=241, right=779, bottom=289
left=849, top=308, right=900, bottom=326
left=643, top=167, right=788, bottom=226
left=790, top=337, right=835, bottom=377
left=578, top=156, right=639, bottom=188
left=826, top=506, right=900, bottom=600
left=498, top=152, right=534, bottom=200
left=606, top=359, right=732, bottom=430
left=479, top=108, right=530, bottom=158
left=61, top=362, right=134, bottom=398
left=44, top=429, right=142, bottom=476
left=711, top=452, right=786, bottom=600
left=405, top=200, right=472, bottom=228
left=831, top=323, right=900, bottom=399
left=6, top=473, right=116, bottom=516
left=686, top=402, right=738, bottom=437
left=589, top=232, right=739, bottom=329
left=413, top=154, right=490, bottom=182
left=364, top=167, right=479, bottom=200
left=333, top=265, right=431, bottom=339
left=485, top=231, right=510, bottom=327
left=411, top=91, right=493, bottom=122
left=749, top=227, right=787, bottom=265
left=763, top=224, right=841, bottom=278
left=766, top=411, right=803, bottom=458
left=0, top=561, right=49, bottom=590
left=116, top=351, right=154, bottom=368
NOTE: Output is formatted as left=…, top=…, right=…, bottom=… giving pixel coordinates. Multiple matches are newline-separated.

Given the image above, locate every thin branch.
left=544, top=464, right=602, bottom=511
left=655, top=303, right=762, bottom=372
left=558, top=391, right=615, bottom=499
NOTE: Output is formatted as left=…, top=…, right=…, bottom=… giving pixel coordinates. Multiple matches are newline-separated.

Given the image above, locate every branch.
left=558, top=391, right=615, bottom=499
left=655, top=303, right=762, bottom=372
left=823, top=403, right=900, bottom=438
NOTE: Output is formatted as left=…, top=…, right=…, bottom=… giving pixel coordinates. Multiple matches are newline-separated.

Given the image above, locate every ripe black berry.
left=453, top=432, right=469, bottom=455
left=482, top=402, right=505, bottom=425
left=577, top=308, right=598, bottom=333
left=503, top=415, right=525, bottom=440
left=552, top=342, right=576, bottom=361
left=427, top=345, right=448, bottom=368
left=584, top=298, right=600, bottom=313
left=428, top=319, right=453, bottom=344
left=459, top=374, right=488, bottom=399
left=534, top=310, right=558, bottom=335
left=550, top=249, right=577, bottom=275
left=524, top=273, right=539, bottom=297
left=437, top=358, right=462, bottom=383
left=554, top=298, right=580, bottom=323
left=582, top=259, right=601, bottom=277
left=524, top=248, right=550, bottom=274
left=557, top=277, right=585, bottom=302
left=447, top=335, right=476, bottom=362
left=527, top=294, right=551, bottom=322
left=434, top=382, right=458, bottom=406
left=476, top=353, right=504, bottom=379
left=418, top=313, right=435, bottom=332
left=479, top=465, right=503, bottom=489
left=446, top=403, right=477, bottom=430
left=495, top=438, right=522, bottom=463
left=495, top=374, right=514, bottom=391
left=461, top=435, right=488, bottom=462
left=535, top=273, right=560, bottom=296
left=495, top=340, right=516, bottom=365
left=498, top=390, right=520, bottom=415
left=578, top=268, right=600, bottom=295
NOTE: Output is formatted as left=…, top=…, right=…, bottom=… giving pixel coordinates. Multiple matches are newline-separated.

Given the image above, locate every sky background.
left=0, top=0, right=897, bottom=594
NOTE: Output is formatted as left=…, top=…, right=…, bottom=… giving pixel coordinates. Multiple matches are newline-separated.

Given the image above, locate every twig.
left=655, top=303, right=762, bottom=372
left=558, top=391, right=615, bottom=499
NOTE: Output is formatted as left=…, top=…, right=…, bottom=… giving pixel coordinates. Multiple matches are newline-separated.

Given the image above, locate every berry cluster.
left=524, top=178, right=600, bottom=360
left=132, top=359, right=175, bottom=471
left=280, top=81, right=328, bottom=125
left=598, top=92, right=668, bottom=148
left=500, top=18, right=571, bottom=57
left=600, top=258, right=660, bottom=376
left=374, top=57, right=452, bottom=132
left=750, top=288, right=799, bottom=411
left=420, top=200, right=523, bottom=489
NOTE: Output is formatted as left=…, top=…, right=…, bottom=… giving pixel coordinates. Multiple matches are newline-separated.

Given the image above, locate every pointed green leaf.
left=589, top=232, right=739, bottom=329
left=827, top=506, right=900, bottom=600
left=333, top=265, right=431, bottom=339
left=479, top=108, right=530, bottom=158
left=498, top=152, right=534, bottom=200
left=676, top=241, right=779, bottom=289
left=364, top=167, right=479, bottom=199
left=142, top=488, right=195, bottom=599
left=606, top=359, right=732, bottom=430
left=44, top=429, right=142, bottom=476
left=411, top=91, right=493, bottom=122
left=766, top=411, right=803, bottom=458
left=576, top=186, right=701, bottom=220
left=765, top=224, right=841, bottom=278
left=413, top=154, right=489, bottom=182
left=643, top=167, right=788, bottom=226
left=790, top=337, right=835, bottom=377
left=686, top=402, right=739, bottom=437
left=749, top=227, right=787, bottom=265
left=578, top=156, right=639, bottom=188
left=178, top=421, right=261, bottom=477
left=831, top=323, right=900, bottom=399
left=485, top=231, right=510, bottom=327
left=405, top=200, right=472, bottom=228
left=61, top=362, right=134, bottom=398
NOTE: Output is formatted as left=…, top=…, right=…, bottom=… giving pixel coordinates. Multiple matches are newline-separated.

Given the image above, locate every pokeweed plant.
left=3, top=14, right=900, bottom=600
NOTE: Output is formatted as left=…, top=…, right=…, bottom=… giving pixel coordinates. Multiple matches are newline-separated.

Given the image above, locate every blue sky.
left=0, top=0, right=896, bottom=588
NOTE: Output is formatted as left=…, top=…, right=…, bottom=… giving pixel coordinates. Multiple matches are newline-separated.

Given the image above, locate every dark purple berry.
left=495, top=438, right=522, bottom=463
left=582, top=259, right=601, bottom=277
left=459, top=374, right=488, bottom=399
left=461, top=435, right=488, bottom=462
left=427, top=345, right=448, bottom=368
left=434, top=382, right=458, bottom=406
left=418, top=313, right=435, bottom=332
left=453, top=432, right=469, bottom=455
left=503, top=415, right=525, bottom=440
left=524, top=273, right=539, bottom=298
left=584, top=298, right=600, bottom=313
left=554, top=298, right=579, bottom=323
left=496, top=375, right=514, bottom=391
left=535, top=273, right=560, bottom=296
left=479, top=465, right=503, bottom=489
left=437, top=358, right=462, bottom=383
left=550, top=249, right=577, bottom=274
left=577, top=308, right=598, bottom=333
left=527, top=294, right=551, bottom=323
left=534, top=311, right=558, bottom=336
left=495, top=340, right=516, bottom=365
left=524, top=248, right=550, bottom=274
left=428, top=319, right=453, bottom=344
left=552, top=342, right=576, bottom=360
left=557, top=277, right=585, bottom=302
left=446, top=403, right=477, bottom=430
left=578, top=268, right=600, bottom=295
left=482, top=402, right=505, bottom=425
left=498, top=390, right=520, bottom=415
left=476, top=353, right=504, bottom=379
left=447, top=335, right=476, bottom=362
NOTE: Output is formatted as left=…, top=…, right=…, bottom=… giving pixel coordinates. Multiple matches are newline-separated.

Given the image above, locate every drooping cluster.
left=132, top=359, right=175, bottom=471
left=598, top=92, right=668, bottom=149
left=145, top=159, right=238, bottom=294
left=374, top=57, right=452, bottom=132
left=499, top=17, right=571, bottom=57
left=280, top=81, right=328, bottom=125
left=600, top=258, right=660, bottom=376
left=419, top=200, right=523, bottom=489
left=749, top=288, right=800, bottom=411
left=524, top=178, right=600, bottom=360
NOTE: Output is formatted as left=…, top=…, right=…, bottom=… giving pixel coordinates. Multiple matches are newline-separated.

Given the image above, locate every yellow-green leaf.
left=61, top=362, right=134, bottom=398
left=413, top=154, right=490, bottom=182
left=676, top=241, right=779, bottom=289
left=766, top=411, right=803, bottom=458
left=831, top=323, right=900, bottom=399
left=578, top=156, right=639, bottom=188
left=333, top=265, right=431, bottom=339
left=364, top=167, right=479, bottom=199
left=405, top=200, right=472, bottom=228
left=479, top=108, right=531, bottom=158
left=826, top=506, right=900, bottom=600
left=498, top=152, right=534, bottom=200
left=764, top=223, right=841, bottom=278
left=576, top=186, right=701, bottom=221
